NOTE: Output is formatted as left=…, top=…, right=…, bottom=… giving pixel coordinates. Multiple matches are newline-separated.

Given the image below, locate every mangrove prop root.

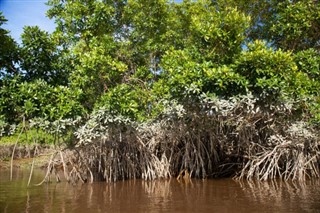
left=27, top=157, right=35, bottom=187
left=38, top=102, right=320, bottom=183
left=10, top=116, right=25, bottom=181
left=35, top=152, right=58, bottom=186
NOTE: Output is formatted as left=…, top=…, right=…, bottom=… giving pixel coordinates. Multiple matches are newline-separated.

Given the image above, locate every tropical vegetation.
left=0, top=0, right=319, bottom=182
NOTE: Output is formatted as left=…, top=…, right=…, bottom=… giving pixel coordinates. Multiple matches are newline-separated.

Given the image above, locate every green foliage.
left=0, top=76, right=22, bottom=123
left=268, top=0, right=320, bottom=51
left=0, top=78, right=84, bottom=122
left=155, top=48, right=248, bottom=102
left=157, top=49, right=205, bottom=100
left=294, top=49, right=320, bottom=83
left=293, top=48, right=320, bottom=123
left=0, top=12, right=19, bottom=76
left=20, top=26, right=61, bottom=84
left=96, top=83, right=152, bottom=121
left=1, top=0, right=319, bottom=144
left=234, top=40, right=298, bottom=101
left=227, top=0, right=320, bottom=52
left=182, top=0, right=250, bottom=63
left=70, top=35, right=127, bottom=110
left=47, top=0, right=116, bottom=43
left=0, top=118, right=17, bottom=137
left=0, top=128, right=55, bottom=145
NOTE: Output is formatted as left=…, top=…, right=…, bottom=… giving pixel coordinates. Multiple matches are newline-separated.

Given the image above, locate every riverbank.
left=0, top=143, right=55, bottom=169
left=0, top=155, right=52, bottom=170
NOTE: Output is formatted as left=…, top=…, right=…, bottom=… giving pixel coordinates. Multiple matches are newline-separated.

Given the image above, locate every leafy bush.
left=234, top=40, right=298, bottom=102
left=0, top=78, right=84, bottom=123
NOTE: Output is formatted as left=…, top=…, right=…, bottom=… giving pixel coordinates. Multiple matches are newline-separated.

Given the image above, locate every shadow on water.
left=0, top=168, right=320, bottom=213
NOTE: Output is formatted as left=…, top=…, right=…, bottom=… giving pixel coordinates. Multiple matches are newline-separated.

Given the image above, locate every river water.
left=0, top=168, right=319, bottom=213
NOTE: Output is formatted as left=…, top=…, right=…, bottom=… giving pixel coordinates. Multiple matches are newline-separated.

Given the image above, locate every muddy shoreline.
left=0, top=144, right=56, bottom=169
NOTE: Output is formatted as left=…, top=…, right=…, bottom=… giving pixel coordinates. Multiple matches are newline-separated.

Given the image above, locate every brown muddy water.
left=0, top=168, right=320, bottom=213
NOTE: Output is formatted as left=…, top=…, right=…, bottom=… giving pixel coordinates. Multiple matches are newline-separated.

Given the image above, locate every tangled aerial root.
left=35, top=96, right=320, bottom=184
left=237, top=138, right=320, bottom=181
left=36, top=120, right=319, bottom=184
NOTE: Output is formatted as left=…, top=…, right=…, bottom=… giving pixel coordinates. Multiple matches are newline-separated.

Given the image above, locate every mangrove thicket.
left=0, top=0, right=319, bottom=183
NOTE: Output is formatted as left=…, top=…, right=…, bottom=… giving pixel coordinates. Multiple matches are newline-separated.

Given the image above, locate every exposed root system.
left=30, top=96, right=320, bottom=184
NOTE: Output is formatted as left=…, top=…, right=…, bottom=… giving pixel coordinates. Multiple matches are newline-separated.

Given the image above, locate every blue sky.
left=0, top=0, right=56, bottom=43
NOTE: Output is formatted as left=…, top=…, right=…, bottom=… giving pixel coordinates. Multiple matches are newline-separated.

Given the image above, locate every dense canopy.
left=1, top=0, right=319, bottom=123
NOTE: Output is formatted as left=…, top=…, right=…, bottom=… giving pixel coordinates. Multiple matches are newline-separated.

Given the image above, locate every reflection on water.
left=0, top=168, right=319, bottom=213
left=237, top=179, right=320, bottom=213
